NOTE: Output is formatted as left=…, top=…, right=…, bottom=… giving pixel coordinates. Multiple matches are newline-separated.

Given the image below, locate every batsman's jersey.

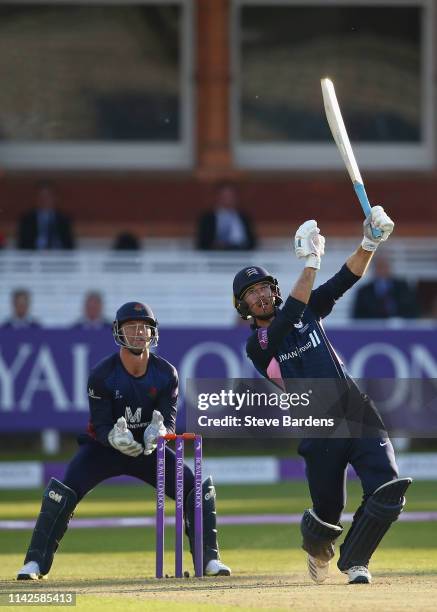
left=246, top=265, right=359, bottom=381
left=84, top=352, right=178, bottom=446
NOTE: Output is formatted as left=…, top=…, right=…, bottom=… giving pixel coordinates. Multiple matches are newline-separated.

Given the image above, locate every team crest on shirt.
left=296, top=322, right=309, bottom=334
left=148, top=386, right=158, bottom=398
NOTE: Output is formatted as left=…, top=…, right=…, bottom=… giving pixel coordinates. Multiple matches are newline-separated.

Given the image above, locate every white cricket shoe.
left=204, top=559, right=231, bottom=576
left=17, top=561, right=46, bottom=581
left=347, top=566, right=372, bottom=584
left=307, top=555, right=330, bottom=584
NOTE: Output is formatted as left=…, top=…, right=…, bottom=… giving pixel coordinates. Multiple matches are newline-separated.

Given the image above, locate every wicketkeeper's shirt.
left=246, top=264, right=360, bottom=382
left=84, top=352, right=178, bottom=446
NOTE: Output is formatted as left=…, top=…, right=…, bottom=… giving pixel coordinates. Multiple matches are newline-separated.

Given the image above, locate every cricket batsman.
left=17, top=302, right=231, bottom=580
left=232, top=206, right=411, bottom=585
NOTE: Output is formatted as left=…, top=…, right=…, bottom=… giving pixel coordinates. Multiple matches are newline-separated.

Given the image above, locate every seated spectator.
left=17, top=181, right=75, bottom=250
left=72, top=291, right=111, bottom=330
left=196, top=182, right=257, bottom=250
left=352, top=257, right=418, bottom=319
left=112, top=231, right=140, bottom=250
left=1, top=289, right=41, bottom=329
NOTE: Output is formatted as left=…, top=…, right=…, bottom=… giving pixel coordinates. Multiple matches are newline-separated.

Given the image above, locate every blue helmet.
left=233, top=266, right=282, bottom=320
left=113, top=302, right=158, bottom=351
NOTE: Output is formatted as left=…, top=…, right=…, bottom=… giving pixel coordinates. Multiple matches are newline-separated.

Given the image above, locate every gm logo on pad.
left=49, top=490, right=63, bottom=503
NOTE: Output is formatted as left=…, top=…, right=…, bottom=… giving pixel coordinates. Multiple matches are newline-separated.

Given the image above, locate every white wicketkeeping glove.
left=362, top=205, right=394, bottom=252
left=108, top=417, right=143, bottom=457
left=143, top=410, right=166, bottom=455
left=294, top=220, right=325, bottom=270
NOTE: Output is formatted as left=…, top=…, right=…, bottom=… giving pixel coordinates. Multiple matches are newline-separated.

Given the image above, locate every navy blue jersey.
left=85, top=352, right=178, bottom=446
left=246, top=265, right=360, bottom=381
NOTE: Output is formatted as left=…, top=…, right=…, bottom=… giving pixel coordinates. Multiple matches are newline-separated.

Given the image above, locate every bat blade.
left=321, top=77, right=380, bottom=236
left=321, top=78, right=363, bottom=185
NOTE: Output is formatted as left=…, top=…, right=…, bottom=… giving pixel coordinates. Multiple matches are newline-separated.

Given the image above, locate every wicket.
left=155, top=433, right=203, bottom=578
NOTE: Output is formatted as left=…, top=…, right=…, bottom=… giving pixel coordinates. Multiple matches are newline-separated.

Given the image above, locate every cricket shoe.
left=204, top=559, right=231, bottom=576
left=347, top=566, right=372, bottom=584
left=17, top=561, right=47, bottom=581
left=307, top=555, right=330, bottom=584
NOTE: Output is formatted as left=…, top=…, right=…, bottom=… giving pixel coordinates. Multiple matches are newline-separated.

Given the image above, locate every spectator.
left=113, top=231, right=140, bottom=251
left=352, top=257, right=418, bottom=319
left=17, top=181, right=75, bottom=250
left=72, top=291, right=111, bottom=330
left=196, top=182, right=257, bottom=250
left=1, top=289, right=41, bottom=329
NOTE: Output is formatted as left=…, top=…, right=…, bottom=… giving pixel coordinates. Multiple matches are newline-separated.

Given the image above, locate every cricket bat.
left=321, top=77, right=381, bottom=238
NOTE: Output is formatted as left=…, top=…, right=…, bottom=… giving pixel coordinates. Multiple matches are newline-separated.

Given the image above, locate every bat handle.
left=353, top=182, right=382, bottom=239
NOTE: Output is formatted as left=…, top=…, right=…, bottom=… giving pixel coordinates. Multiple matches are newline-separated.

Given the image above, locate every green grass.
left=0, top=482, right=436, bottom=610
left=0, top=481, right=435, bottom=519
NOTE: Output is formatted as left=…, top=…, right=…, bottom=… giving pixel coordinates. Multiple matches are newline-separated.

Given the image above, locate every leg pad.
left=24, top=478, right=77, bottom=575
left=186, top=475, right=219, bottom=569
left=301, top=509, right=343, bottom=562
left=338, top=477, right=412, bottom=571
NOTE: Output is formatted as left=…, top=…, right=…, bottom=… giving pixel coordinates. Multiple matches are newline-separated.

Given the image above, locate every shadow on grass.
left=3, top=523, right=437, bottom=556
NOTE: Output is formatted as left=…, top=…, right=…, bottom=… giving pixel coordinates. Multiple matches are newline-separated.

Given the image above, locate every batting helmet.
left=233, top=266, right=282, bottom=319
left=113, top=301, right=159, bottom=350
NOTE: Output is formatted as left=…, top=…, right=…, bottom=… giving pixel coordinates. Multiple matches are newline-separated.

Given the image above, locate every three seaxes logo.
left=245, top=267, right=259, bottom=277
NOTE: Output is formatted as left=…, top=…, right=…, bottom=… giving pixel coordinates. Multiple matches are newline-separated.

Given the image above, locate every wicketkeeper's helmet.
left=232, top=266, right=282, bottom=319
left=113, top=301, right=159, bottom=349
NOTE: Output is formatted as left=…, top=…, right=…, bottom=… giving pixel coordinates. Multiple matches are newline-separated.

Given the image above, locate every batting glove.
left=294, top=220, right=326, bottom=270
left=362, top=206, right=394, bottom=251
left=143, top=410, right=166, bottom=455
left=108, top=417, right=143, bottom=457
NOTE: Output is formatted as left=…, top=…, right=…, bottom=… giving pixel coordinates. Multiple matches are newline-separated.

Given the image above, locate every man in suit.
left=1, top=289, right=41, bottom=329
left=352, top=257, right=418, bottom=319
left=196, top=182, right=257, bottom=251
left=72, top=291, right=112, bottom=331
left=17, top=182, right=75, bottom=250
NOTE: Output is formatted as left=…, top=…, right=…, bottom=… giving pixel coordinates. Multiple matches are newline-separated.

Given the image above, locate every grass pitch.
left=0, top=481, right=436, bottom=611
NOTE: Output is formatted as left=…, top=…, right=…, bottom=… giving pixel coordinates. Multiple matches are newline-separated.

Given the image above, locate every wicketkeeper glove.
left=294, top=220, right=325, bottom=270
left=143, top=410, right=166, bottom=455
left=362, top=205, right=394, bottom=251
left=108, top=417, right=143, bottom=457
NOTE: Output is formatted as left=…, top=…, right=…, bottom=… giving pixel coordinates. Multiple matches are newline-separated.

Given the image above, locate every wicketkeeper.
left=233, top=206, right=412, bottom=585
left=17, top=302, right=231, bottom=580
